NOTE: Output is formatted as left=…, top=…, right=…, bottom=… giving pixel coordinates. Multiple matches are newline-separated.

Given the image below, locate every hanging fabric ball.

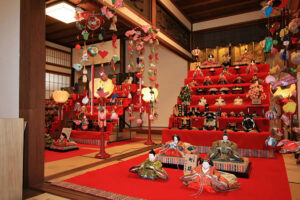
left=87, top=15, right=101, bottom=30
left=291, top=51, right=300, bottom=65
left=291, top=37, right=298, bottom=45
left=272, top=39, right=278, bottom=45
left=83, top=66, right=88, bottom=75
left=288, top=18, right=300, bottom=34
left=136, top=118, right=142, bottom=124
left=148, top=69, right=153, bottom=76
left=87, top=45, right=99, bottom=57
left=75, top=44, right=81, bottom=50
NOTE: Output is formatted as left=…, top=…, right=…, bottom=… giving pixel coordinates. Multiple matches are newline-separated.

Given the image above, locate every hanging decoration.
left=124, top=25, right=160, bottom=123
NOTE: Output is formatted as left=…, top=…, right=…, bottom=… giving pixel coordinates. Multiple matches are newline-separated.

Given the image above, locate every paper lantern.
left=90, top=78, right=115, bottom=98
left=141, top=87, right=158, bottom=102
left=52, top=90, right=69, bottom=103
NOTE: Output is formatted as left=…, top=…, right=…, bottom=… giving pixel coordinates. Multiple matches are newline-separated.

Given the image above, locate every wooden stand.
left=145, top=111, right=155, bottom=145
left=95, top=131, right=110, bottom=159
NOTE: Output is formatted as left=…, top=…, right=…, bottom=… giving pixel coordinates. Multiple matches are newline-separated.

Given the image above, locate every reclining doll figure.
left=180, top=158, right=240, bottom=196
left=129, top=150, right=168, bottom=180
left=158, top=135, right=195, bottom=157
left=208, top=132, right=243, bottom=162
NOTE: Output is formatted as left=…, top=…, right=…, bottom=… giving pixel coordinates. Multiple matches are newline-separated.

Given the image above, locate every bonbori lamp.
left=141, top=87, right=158, bottom=145
left=52, top=90, right=69, bottom=121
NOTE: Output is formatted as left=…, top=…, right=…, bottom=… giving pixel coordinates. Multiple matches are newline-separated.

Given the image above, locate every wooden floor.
left=25, top=132, right=300, bottom=200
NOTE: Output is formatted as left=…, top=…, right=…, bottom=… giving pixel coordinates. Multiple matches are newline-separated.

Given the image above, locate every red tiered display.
left=162, top=64, right=272, bottom=151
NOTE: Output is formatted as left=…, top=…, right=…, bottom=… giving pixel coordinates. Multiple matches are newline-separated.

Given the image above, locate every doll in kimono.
left=129, top=150, right=168, bottom=180
left=180, top=158, right=240, bottom=196
left=202, top=54, right=220, bottom=67
left=208, top=132, right=244, bottom=162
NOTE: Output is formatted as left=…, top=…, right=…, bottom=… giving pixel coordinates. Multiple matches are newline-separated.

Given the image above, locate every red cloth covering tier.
left=71, top=130, right=110, bottom=141
left=162, top=128, right=271, bottom=150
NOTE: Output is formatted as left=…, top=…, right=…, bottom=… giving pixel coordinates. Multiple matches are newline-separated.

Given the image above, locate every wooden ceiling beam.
left=180, top=0, right=223, bottom=10
left=186, top=0, right=261, bottom=16
left=191, top=6, right=261, bottom=23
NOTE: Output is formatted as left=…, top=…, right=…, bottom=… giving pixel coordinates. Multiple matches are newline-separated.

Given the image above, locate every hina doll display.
left=180, top=158, right=240, bottom=196
left=129, top=150, right=168, bottom=180
left=207, top=132, right=244, bottom=162
left=159, top=135, right=195, bottom=157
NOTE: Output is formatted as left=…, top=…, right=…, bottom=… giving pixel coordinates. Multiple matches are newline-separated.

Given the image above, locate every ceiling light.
left=46, top=2, right=76, bottom=24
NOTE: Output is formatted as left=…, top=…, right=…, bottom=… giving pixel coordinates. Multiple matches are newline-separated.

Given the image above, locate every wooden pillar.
left=20, top=0, right=45, bottom=188
left=152, top=0, right=156, bottom=26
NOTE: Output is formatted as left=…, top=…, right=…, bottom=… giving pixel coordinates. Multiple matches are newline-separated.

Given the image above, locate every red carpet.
left=76, top=138, right=145, bottom=149
left=60, top=153, right=291, bottom=200
left=45, top=149, right=98, bottom=162
left=45, top=138, right=145, bottom=163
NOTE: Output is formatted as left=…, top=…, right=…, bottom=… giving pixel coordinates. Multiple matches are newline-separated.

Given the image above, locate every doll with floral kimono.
left=180, top=158, right=240, bottom=196
left=202, top=54, right=220, bottom=67
left=246, top=59, right=258, bottom=74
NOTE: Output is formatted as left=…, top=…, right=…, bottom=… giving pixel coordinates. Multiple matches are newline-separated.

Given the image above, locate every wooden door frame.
left=20, top=0, right=45, bottom=188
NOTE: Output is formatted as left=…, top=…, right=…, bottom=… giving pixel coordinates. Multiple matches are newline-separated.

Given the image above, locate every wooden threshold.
left=45, top=144, right=161, bottom=181
left=31, top=183, right=106, bottom=200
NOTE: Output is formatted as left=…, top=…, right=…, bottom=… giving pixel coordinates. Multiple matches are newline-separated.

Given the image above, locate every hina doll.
left=208, top=132, right=244, bottom=162
left=246, top=59, right=258, bottom=74
left=203, top=76, right=213, bottom=86
left=52, top=133, right=77, bottom=147
left=193, top=65, right=204, bottom=78
left=129, top=150, right=168, bottom=180
left=202, top=54, right=220, bottom=67
left=159, top=135, right=195, bottom=157
left=218, top=73, right=228, bottom=85
left=180, top=158, right=240, bottom=196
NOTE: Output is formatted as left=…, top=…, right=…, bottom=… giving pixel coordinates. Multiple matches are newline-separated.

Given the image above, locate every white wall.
left=125, top=41, right=188, bottom=127
left=0, top=0, right=20, bottom=118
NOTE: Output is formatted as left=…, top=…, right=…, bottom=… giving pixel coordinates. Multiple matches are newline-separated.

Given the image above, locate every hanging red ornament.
left=98, top=50, right=109, bottom=59
left=149, top=55, right=153, bottom=60
left=112, top=35, right=117, bottom=48
left=136, top=73, right=143, bottom=79
left=81, top=11, right=90, bottom=20
left=75, top=44, right=81, bottom=50
left=269, top=28, right=276, bottom=35
left=291, top=37, right=298, bottom=45
left=155, top=83, right=159, bottom=89
left=155, top=53, right=159, bottom=60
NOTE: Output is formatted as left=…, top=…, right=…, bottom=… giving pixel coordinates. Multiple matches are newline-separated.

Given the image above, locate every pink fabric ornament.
left=142, top=25, right=149, bottom=33
left=271, top=48, right=278, bottom=54
left=265, top=75, right=276, bottom=84
left=125, top=29, right=136, bottom=37
left=136, top=118, right=142, bottom=124
left=111, top=111, right=119, bottom=120
left=128, top=115, right=135, bottom=121
left=101, top=6, right=107, bottom=15
left=149, top=114, right=154, bottom=121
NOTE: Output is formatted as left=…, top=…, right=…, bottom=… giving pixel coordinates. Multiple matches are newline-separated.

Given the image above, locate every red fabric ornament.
left=269, top=28, right=276, bottom=35
left=81, top=12, right=90, bottom=20
left=136, top=73, right=143, bottom=79
left=291, top=37, right=298, bottom=44
left=99, top=50, right=109, bottom=59
left=155, top=53, right=159, bottom=60
left=112, top=35, right=117, bottom=48
left=75, top=44, right=81, bottom=50
left=149, top=76, right=157, bottom=82
left=155, top=83, right=159, bottom=89
left=149, top=55, right=153, bottom=60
